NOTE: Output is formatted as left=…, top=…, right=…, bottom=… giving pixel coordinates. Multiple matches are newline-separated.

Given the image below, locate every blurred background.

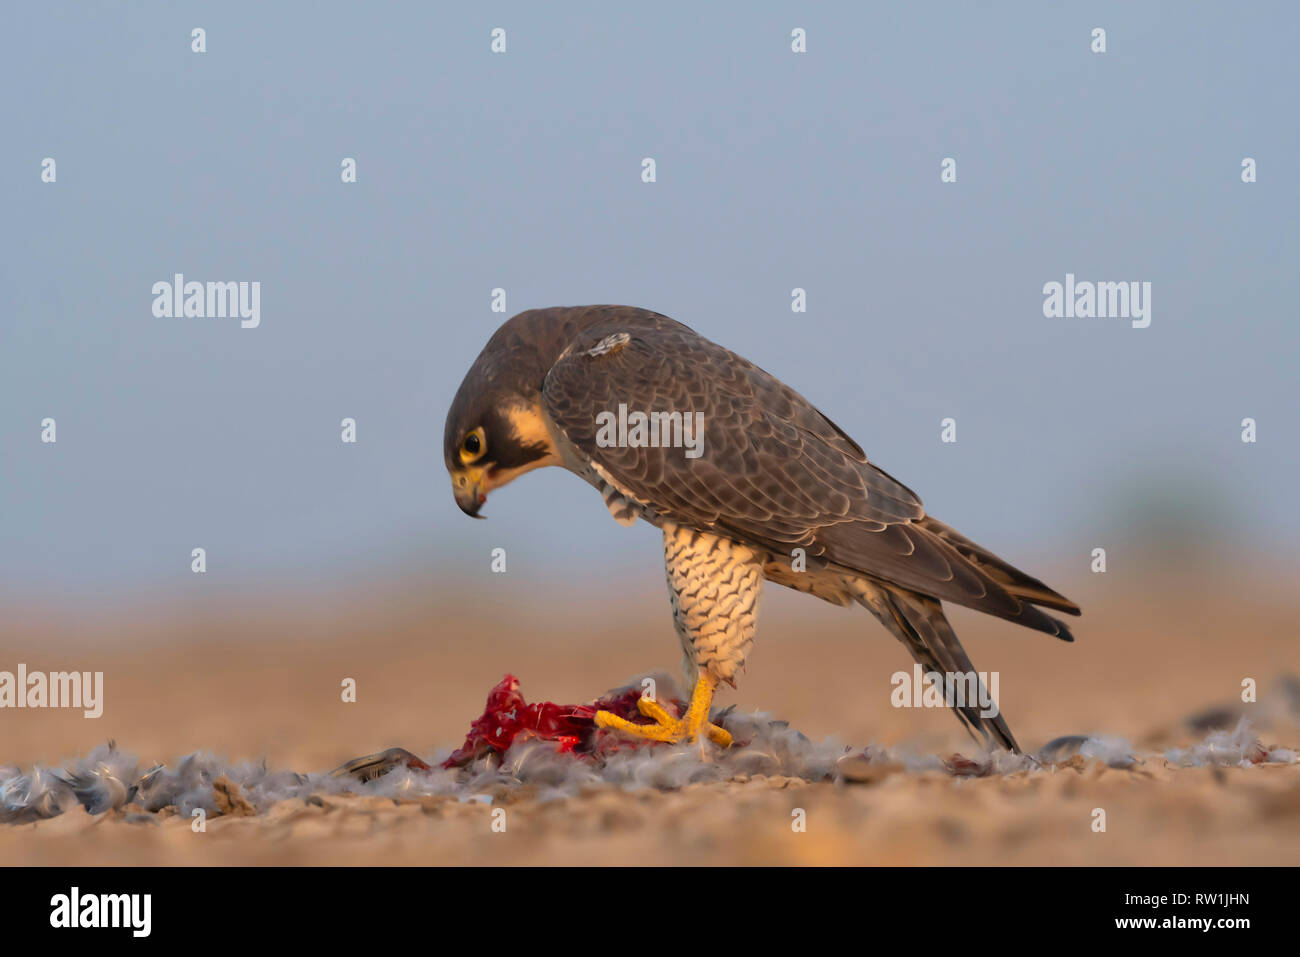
left=1, top=3, right=1296, bottom=775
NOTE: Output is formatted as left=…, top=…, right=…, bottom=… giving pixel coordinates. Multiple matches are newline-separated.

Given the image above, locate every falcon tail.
left=866, top=585, right=1021, bottom=752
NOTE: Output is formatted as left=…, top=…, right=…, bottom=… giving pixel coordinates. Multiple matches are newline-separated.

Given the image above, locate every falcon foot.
left=594, top=671, right=732, bottom=747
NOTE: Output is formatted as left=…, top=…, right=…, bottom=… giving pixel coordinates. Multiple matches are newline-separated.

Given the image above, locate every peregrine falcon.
left=444, top=306, right=1079, bottom=752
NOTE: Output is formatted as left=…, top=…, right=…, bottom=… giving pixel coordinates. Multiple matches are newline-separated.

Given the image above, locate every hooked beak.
left=452, top=468, right=488, bottom=519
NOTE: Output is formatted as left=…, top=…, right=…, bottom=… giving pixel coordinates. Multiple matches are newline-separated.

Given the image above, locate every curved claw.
left=703, top=722, right=732, bottom=748
left=636, top=696, right=674, bottom=723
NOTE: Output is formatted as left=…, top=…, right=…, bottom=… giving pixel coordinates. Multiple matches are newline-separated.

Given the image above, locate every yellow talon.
left=704, top=722, right=733, bottom=748
left=594, top=672, right=732, bottom=747
left=636, top=695, right=675, bottom=723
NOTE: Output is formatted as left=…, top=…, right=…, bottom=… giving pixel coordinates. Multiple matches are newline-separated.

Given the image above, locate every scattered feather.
left=1165, top=719, right=1270, bottom=767
left=2, top=676, right=1296, bottom=821
left=1040, top=734, right=1138, bottom=768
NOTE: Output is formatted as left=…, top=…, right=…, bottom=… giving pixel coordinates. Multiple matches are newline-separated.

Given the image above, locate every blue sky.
left=2, top=2, right=1297, bottom=605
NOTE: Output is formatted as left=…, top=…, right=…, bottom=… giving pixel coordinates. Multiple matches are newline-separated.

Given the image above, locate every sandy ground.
left=2, top=559, right=1298, bottom=865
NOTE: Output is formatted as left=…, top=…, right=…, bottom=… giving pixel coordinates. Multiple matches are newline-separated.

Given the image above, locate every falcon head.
left=443, top=391, right=557, bottom=518
left=444, top=314, right=572, bottom=517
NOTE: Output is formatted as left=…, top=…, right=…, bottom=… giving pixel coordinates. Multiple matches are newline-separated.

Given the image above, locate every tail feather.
left=917, top=516, right=1081, bottom=617
left=857, top=583, right=1020, bottom=752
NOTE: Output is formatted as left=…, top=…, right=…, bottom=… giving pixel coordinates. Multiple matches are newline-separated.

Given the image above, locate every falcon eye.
left=460, top=428, right=486, bottom=464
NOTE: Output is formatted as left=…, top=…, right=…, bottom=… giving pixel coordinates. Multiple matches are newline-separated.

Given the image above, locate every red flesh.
left=442, top=674, right=684, bottom=769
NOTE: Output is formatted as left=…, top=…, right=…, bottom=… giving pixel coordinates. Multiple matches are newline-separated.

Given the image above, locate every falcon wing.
left=541, top=312, right=1077, bottom=637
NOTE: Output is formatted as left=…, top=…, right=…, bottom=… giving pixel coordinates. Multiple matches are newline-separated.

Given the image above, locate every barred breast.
left=661, top=521, right=764, bottom=686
